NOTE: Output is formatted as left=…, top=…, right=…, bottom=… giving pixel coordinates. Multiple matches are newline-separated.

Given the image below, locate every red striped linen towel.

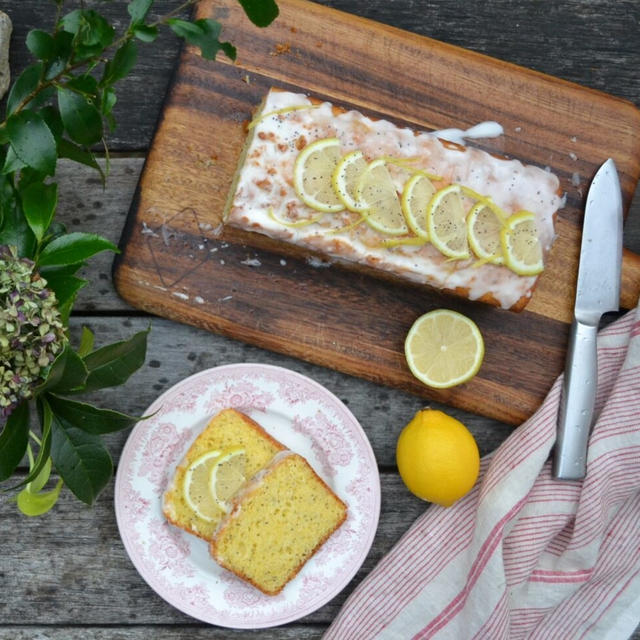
left=325, top=306, right=640, bottom=640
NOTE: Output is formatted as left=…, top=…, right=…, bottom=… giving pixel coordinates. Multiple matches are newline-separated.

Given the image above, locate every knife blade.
left=553, top=158, right=623, bottom=480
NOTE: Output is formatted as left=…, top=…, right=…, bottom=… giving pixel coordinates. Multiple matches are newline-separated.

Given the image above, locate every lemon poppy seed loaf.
left=210, top=452, right=348, bottom=595
left=163, top=408, right=286, bottom=540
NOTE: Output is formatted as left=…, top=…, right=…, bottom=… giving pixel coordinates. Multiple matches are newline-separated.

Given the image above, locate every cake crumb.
left=271, top=42, right=291, bottom=56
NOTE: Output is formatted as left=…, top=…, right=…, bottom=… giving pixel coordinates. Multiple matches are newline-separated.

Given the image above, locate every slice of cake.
left=163, top=408, right=286, bottom=540
left=210, top=452, right=348, bottom=595
left=224, top=88, right=564, bottom=311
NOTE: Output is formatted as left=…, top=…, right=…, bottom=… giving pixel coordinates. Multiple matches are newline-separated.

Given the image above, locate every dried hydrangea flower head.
left=1, top=245, right=66, bottom=420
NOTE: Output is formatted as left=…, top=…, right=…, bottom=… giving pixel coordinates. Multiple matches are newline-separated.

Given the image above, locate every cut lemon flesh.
left=293, top=138, right=345, bottom=213
left=183, top=449, right=222, bottom=521
left=404, top=309, right=484, bottom=389
left=501, top=210, right=544, bottom=275
left=467, top=201, right=505, bottom=264
left=427, top=185, right=470, bottom=259
left=401, top=173, right=436, bottom=240
left=209, top=447, right=247, bottom=513
left=355, top=158, right=408, bottom=235
left=332, top=150, right=369, bottom=212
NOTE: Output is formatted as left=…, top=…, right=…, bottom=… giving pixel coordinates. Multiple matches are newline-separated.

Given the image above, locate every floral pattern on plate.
left=114, top=363, right=380, bottom=629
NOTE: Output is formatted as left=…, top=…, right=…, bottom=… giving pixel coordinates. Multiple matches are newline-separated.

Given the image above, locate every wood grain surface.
left=2, top=1, right=640, bottom=639
left=114, top=0, right=640, bottom=425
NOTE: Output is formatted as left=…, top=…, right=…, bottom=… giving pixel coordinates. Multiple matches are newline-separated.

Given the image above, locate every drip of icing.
left=432, top=121, right=504, bottom=145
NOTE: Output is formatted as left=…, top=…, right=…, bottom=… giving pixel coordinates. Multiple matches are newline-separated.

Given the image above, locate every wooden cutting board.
left=113, top=0, right=640, bottom=425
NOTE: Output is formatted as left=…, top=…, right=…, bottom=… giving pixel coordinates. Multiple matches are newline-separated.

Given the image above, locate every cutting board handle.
left=621, top=248, right=640, bottom=310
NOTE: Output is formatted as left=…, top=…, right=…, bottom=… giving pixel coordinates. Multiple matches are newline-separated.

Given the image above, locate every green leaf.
left=82, top=328, right=149, bottom=393
left=168, top=18, right=237, bottom=61
left=57, top=138, right=104, bottom=182
left=6, top=63, right=43, bottom=116
left=102, top=40, right=138, bottom=86
left=47, top=395, right=140, bottom=435
left=39, top=261, right=86, bottom=281
left=0, top=178, right=37, bottom=259
left=31, top=344, right=76, bottom=395
left=6, top=398, right=53, bottom=491
left=38, top=231, right=118, bottom=267
left=50, top=412, right=113, bottom=505
left=16, top=477, right=63, bottom=516
left=1, top=146, right=28, bottom=174
left=5, top=111, right=57, bottom=176
left=26, top=30, right=55, bottom=60
left=57, top=86, right=103, bottom=146
left=61, top=9, right=115, bottom=59
left=237, top=0, right=279, bottom=27
left=77, top=326, right=95, bottom=358
left=40, top=105, right=65, bottom=141
left=45, top=30, right=74, bottom=80
left=27, top=456, right=52, bottom=494
left=133, top=24, right=158, bottom=43
left=42, top=273, right=87, bottom=308
left=20, top=181, right=58, bottom=242
left=0, top=403, right=30, bottom=482
left=128, top=0, right=154, bottom=25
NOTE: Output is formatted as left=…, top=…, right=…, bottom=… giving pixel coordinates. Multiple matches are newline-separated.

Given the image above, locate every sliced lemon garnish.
left=401, top=173, right=436, bottom=240
left=500, top=210, right=544, bottom=275
left=331, top=150, right=370, bottom=212
left=182, top=449, right=223, bottom=521
left=427, top=184, right=470, bottom=260
left=355, top=158, right=408, bottom=236
left=268, top=207, right=324, bottom=227
left=209, top=447, right=247, bottom=513
left=467, top=201, right=506, bottom=265
left=404, top=309, right=484, bottom=389
left=247, top=103, right=322, bottom=130
left=293, top=138, right=345, bottom=213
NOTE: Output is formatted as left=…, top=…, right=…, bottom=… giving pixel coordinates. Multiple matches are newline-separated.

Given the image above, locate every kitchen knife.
left=553, top=158, right=623, bottom=481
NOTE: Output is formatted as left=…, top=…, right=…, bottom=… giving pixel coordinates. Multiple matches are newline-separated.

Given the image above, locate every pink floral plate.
left=114, top=363, right=381, bottom=628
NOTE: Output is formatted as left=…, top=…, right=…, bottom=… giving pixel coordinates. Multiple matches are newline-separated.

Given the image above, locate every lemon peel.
left=396, top=408, right=480, bottom=506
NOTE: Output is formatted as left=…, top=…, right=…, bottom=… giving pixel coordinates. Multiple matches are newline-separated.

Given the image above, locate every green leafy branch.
left=0, top=0, right=278, bottom=515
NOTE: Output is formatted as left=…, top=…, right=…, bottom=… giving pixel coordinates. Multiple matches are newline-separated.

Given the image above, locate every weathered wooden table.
left=1, top=1, right=639, bottom=638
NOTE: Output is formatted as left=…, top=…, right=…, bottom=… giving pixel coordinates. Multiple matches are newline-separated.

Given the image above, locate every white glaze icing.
left=226, top=90, right=562, bottom=309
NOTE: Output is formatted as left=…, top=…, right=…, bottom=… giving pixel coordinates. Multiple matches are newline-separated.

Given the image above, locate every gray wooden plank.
left=54, top=159, right=640, bottom=315
left=0, top=628, right=323, bottom=640
left=3, top=1, right=638, bottom=153
left=0, top=470, right=424, bottom=625
left=63, top=315, right=514, bottom=468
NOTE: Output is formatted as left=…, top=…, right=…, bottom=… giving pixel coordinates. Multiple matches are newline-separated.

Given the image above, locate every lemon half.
left=404, top=309, right=484, bottom=389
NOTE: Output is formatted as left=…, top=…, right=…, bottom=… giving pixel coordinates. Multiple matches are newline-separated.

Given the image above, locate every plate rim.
left=114, top=362, right=381, bottom=628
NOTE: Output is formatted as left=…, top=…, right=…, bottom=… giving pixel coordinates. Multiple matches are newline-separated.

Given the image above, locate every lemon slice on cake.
left=355, top=158, right=408, bottom=235
left=500, top=210, right=544, bottom=275
left=401, top=173, right=436, bottom=240
left=331, top=150, right=369, bottom=212
left=404, top=309, right=484, bottom=389
left=293, top=138, right=345, bottom=213
left=427, top=185, right=470, bottom=259
left=209, top=447, right=247, bottom=513
left=182, top=449, right=223, bottom=521
left=467, top=201, right=506, bottom=265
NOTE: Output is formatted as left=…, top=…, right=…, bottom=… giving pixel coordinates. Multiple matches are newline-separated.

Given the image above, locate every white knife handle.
left=553, top=319, right=598, bottom=480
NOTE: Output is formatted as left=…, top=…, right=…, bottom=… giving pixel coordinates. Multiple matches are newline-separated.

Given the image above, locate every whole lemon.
left=396, top=408, right=480, bottom=507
